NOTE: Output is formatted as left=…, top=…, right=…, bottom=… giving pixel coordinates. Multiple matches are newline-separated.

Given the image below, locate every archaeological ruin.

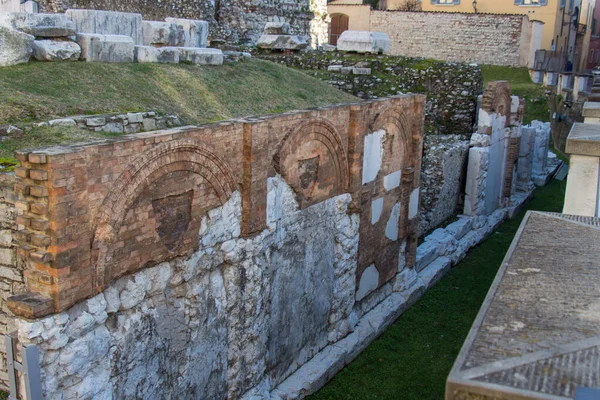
left=0, top=65, right=558, bottom=398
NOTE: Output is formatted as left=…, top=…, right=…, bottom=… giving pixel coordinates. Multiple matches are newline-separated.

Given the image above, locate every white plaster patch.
left=408, top=188, right=420, bottom=219
left=362, top=129, right=385, bottom=185
left=385, top=202, right=401, bottom=241
left=383, top=170, right=401, bottom=191
left=510, top=96, right=520, bottom=114
left=371, top=197, right=384, bottom=224
left=356, top=264, right=379, bottom=301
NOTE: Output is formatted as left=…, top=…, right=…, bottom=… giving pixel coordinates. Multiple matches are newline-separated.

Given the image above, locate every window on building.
left=431, top=0, right=460, bottom=4
left=591, top=50, right=595, bottom=64
left=560, top=0, right=566, bottom=8
left=515, top=0, right=548, bottom=5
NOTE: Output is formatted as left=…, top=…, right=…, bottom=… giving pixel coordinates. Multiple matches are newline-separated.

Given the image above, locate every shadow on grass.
left=310, top=179, right=566, bottom=400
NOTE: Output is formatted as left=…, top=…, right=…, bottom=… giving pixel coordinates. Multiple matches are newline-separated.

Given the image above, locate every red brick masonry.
left=8, top=95, right=425, bottom=318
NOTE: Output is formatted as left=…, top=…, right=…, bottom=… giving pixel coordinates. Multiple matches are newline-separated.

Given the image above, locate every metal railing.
left=4, top=335, right=42, bottom=400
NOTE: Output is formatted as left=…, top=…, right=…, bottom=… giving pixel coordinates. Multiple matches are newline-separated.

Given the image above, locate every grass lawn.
left=310, top=179, right=566, bottom=400
left=0, top=59, right=357, bottom=160
left=480, top=65, right=550, bottom=125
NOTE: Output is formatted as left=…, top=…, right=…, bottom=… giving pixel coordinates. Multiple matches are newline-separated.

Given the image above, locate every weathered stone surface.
left=263, top=22, right=289, bottom=35
left=165, top=18, right=208, bottom=48
left=337, top=31, right=390, bottom=54
left=0, top=26, right=33, bottom=66
left=256, top=34, right=308, bottom=50
left=48, top=118, right=76, bottom=126
left=178, top=47, right=223, bottom=65
left=448, top=212, right=600, bottom=399
left=141, top=21, right=184, bottom=47
left=66, top=9, right=143, bottom=45
left=76, top=33, right=134, bottom=63
left=0, top=12, right=76, bottom=37
left=134, top=45, right=179, bottom=64
left=32, top=39, right=81, bottom=61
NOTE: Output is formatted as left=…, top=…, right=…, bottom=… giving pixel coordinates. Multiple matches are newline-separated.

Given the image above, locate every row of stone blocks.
left=0, top=10, right=224, bottom=66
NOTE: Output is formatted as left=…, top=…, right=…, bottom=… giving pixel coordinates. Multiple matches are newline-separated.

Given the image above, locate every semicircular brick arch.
left=481, top=81, right=512, bottom=128
left=369, top=106, right=414, bottom=169
left=91, top=139, right=237, bottom=291
left=275, top=118, right=349, bottom=208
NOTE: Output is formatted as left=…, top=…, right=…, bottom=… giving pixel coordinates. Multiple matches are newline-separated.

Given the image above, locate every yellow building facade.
left=421, top=0, right=566, bottom=51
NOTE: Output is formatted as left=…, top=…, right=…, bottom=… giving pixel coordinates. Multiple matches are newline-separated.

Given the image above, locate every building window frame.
left=431, top=0, right=460, bottom=5
left=514, top=0, right=548, bottom=6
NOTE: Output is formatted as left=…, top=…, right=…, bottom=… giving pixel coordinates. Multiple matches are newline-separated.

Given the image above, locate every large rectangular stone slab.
left=141, top=21, right=184, bottom=47
left=134, top=45, right=179, bottom=64
left=76, top=33, right=134, bottom=63
left=337, top=31, right=390, bottom=54
left=66, top=9, right=143, bottom=45
left=32, top=39, right=81, bottom=61
left=178, top=47, right=223, bottom=65
left=165, top=18, right=208, bottom=48
left=0, top=12, right=76, bottom=37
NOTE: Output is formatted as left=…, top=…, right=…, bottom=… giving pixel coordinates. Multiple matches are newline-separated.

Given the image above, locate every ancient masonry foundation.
left=3, top=96, right=430, bottom=399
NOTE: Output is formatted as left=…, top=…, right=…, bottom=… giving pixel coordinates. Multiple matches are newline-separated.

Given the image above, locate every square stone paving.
left=447, top=211, right=600, bottom=400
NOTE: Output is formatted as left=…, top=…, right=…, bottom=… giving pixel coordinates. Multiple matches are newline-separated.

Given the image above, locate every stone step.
left=178, top=47, right=223, bottom=65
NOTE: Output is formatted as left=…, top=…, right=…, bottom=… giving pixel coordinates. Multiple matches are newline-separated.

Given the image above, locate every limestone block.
left=134, top=45, right=179, bottom=64
left=352, top=67, right=371, bottom=75
left=32, top=40, right=81, bottom=61
left=76, top=33, right=134, bottom=63
left=20, top=1, right=38, bottom=13
left=415, top=241, right=439, bottom=273
left=337, top=31, right=390, bottom=54
left=263, top=22, right=290, bottom=35
left=256, top=34, right=308, bottom=50
left=424, top=228, right=457, bottom=257
left=445, top=217, right=473, bottom=240
left=418, top=256, right=451, bottom=289
left=327, top=64, right=342, bottom=72
left=66, top=9, right=143, bottom=45
left=564, top=154, right=600, bottom=217
left=141, top=21, right=184, bottom=47
left=356, top=264, right=379, bottom=301
left=165, top=18, right=208, bottom=48
left=0, top=13, right=76, bottom=37
left=0, top=26, right=33, bottom=66
left=178, top=47, right=223, bottom=65
left=48, top=118, right=76, bottom=126
left=0, top=0, right=20, bottom=12
left=470, top=133, right=491, bottom=147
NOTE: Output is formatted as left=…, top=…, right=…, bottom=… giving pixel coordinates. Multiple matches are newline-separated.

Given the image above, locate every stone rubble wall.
left=35, top=0, right=328, bottom=47
left=369, top=11, right=532, bottom=67
left=0, top=173, right=21, bottom=392
left=30, top=111, right=183, bottom=135
left=420, top=135, right=469, bottom=235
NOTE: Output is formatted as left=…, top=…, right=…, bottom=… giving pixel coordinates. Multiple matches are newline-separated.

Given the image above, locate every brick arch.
left=481, top=81, right=512, bottom=128
left=91, top=140, right=237, bottom=291
left=275, top=119, right=349, bottom=207
left=369, top=106, right=414, bottom=168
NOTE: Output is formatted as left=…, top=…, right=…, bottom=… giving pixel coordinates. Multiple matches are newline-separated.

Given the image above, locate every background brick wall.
left=369, top=11, right=531, bottom=67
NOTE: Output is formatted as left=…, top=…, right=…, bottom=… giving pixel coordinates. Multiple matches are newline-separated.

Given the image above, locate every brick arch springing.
left=91, top=139, right=237, bottom=291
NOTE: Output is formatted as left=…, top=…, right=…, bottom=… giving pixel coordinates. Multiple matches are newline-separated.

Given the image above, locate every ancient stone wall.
left=35, top=0, right=328, bottom=46
left=0, top=173, right=21, bottom=391
left=369, top=11, right=532, bottom=67
left=5, top=95, right=428, bottom=399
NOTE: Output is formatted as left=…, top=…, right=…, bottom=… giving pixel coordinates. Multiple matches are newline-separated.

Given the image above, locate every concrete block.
left=77, top=33, right=134, bottom=63
left=32, top=40, right=81, bottom=61
left=141, top=21, right=184, bottom=47
left=337, top=31, right=390, bottom=54
left=134, top=45, right=179, bottom=64
left=66, top=9, right=143, bottom=45
left=0, top=26, right=33, bottom=66
left=165, top=18, right=208, bottom=48
left=0, top=12, right=76, bottom=37
left=178, top=47, right=223, bottom=65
